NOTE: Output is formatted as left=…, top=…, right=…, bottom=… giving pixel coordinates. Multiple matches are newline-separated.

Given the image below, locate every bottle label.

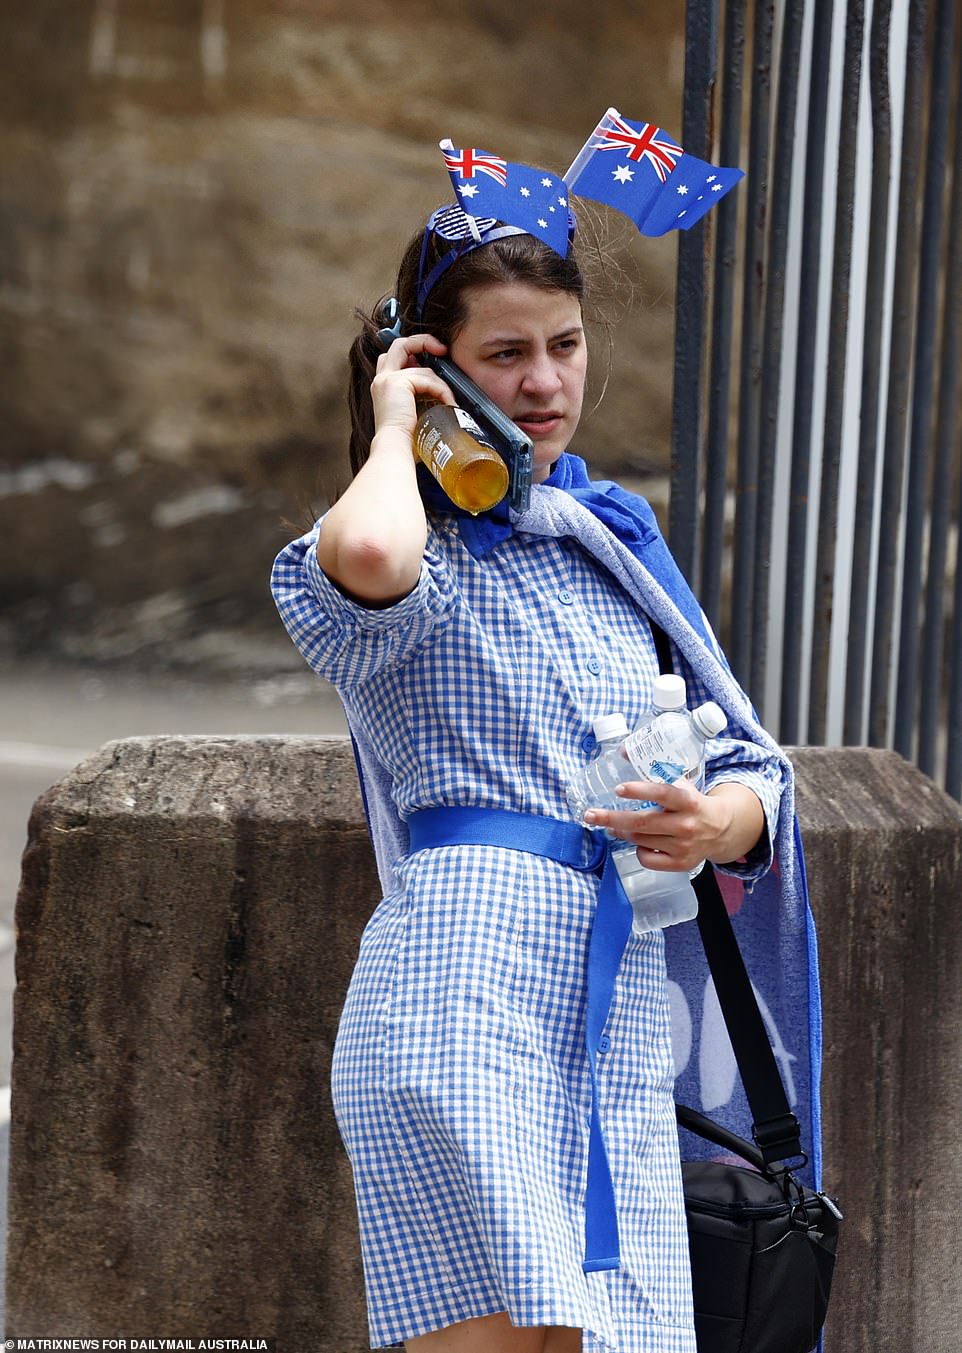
left=418, top=424, right=454, bottom=471
left=454, top=406, right=496, bottom=448
left=648, top=758, right=685, bottom=784
left=431, top=442, right=454, bottom=471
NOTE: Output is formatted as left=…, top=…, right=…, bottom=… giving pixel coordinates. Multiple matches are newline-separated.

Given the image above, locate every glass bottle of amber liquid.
left=413, top=403, right=509, bottom=515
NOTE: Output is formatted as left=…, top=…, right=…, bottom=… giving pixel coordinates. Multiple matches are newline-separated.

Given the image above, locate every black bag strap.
left=650, top=620, right=804, bottom=1168
left=674, top=1102, right=766, bottom=1171
left=689, top=868, right=803, bottom=1165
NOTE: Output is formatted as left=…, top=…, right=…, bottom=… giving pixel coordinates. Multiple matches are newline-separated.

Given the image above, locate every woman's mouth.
left=514, top=412, right=564, bottom=437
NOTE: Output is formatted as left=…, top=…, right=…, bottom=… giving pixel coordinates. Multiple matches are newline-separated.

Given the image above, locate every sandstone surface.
left=0, top=3, right=684, bottom=668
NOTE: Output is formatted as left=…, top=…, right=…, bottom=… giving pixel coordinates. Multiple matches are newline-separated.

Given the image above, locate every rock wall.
left=0, top=3, right=684, bottom=667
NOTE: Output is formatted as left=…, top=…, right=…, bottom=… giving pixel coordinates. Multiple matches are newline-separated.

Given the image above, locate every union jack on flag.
left=590, top=112, right=683, bottom=183
left=442, top=147, right=508, bottom=186
left=437, top=141, right=572, bottom=256
left=565, top=107, right=743, bottom=237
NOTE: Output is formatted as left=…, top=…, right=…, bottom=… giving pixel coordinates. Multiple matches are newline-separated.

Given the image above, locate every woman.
left=271, top=201, right=794, bottom=1353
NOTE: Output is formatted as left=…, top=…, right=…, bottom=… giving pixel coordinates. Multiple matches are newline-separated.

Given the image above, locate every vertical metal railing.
left=701, top=0, right=747, bottom=634
left=938, top=53, right=962, bottom=799
left=807, top=0, right=865, bottom=746
left=895, top=0, right=956, bottom=765
left=780, top=0, right=835, bottom=745
left=843, top=0, right=892, bottom=747
left=729, top=0, right=775, bottom=690
left=669, top=0, right=720, bottom=588
left=868, top=0, right=929, bottom=747
left=752, top=0, right=806, bottom=707
left=672, top=0, right=962, bottom=799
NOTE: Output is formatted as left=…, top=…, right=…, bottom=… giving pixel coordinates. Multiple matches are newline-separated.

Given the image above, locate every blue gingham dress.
left=271, top=511, right=783, bottom=1352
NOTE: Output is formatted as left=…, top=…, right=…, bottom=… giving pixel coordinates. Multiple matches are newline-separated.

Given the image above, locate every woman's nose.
left=520, top=353, right=562, bottom=395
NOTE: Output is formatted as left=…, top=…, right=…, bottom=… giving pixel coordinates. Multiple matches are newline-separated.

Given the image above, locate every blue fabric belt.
left=406, top=805, right=634, bottom=1274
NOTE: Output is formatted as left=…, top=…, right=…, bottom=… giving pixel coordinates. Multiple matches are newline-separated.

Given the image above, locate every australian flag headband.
left=414, top=206, right=543, bottom=322
left=416, top=109, right=744, bottom=318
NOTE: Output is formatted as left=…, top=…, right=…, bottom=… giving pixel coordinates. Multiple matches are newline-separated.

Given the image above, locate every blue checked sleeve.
left=270, top=519, right=459, bottom=687
left=702, top=738, right=786, bottom=881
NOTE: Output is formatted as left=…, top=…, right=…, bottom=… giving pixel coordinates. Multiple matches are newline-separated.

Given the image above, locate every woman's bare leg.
left=406, top=1312, right=581, bottom=1352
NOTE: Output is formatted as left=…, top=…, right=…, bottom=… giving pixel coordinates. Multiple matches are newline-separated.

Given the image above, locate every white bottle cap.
left=651, top=674, right=687, bottom=710
left=592, top=712, right=630, bottom=742
left=692, top=701, right=727, bottom=738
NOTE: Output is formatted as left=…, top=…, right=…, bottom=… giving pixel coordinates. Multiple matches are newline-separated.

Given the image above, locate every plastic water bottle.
left=607, top=676, right=702, bottom=934
left=567, top=689, right=727, bottom=934
left=566, top=695, right=726, bottom=821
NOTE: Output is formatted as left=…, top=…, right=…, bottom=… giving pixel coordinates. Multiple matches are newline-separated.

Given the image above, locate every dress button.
left=581, top=733, right=597, bottom=754
left=558, top=588, right=575, bottom=605
left=585, top=656, right=602, bottom=676
left=598, top=1035, right=611, bottom=1053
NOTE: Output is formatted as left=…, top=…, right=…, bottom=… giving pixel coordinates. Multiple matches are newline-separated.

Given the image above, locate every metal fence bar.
left=895, top=0, right=956, bottom=764
left=926, top=39, right=962, bottom=792
left=730, top=0, right=775, bottom=691
left=750, top=0, right=806, bottom=714
left=670, top=0, right=721, bottom=585
left=676, top=0, right=959, bottom=795
left=843, top=0, right=893, bottom=745
left=701, top=0, right=747, bottom=632
left=780, top=0, right=836, bottom=744
left=807, top=0, right=865, bottom=745
left=868, top=0, right=930, bottom=747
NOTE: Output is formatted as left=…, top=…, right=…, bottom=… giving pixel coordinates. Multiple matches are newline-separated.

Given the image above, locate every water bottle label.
left=648, top=758, right=685, bottom=784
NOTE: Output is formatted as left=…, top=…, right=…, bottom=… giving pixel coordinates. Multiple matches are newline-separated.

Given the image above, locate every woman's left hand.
left=583, top=780, right=765, bottom=872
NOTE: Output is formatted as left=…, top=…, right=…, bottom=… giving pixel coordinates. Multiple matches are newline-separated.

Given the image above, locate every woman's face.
left=448, top=282, right=587, bottom=482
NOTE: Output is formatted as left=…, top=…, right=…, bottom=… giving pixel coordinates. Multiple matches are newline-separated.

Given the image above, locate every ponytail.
left=346, top=295, right=398, bottom=476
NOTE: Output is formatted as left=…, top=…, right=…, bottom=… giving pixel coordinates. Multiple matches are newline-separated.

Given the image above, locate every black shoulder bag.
left=651, top=621, right=842, bottom=1353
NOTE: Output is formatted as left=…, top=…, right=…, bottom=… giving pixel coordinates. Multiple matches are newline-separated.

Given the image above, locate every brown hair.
left=346, top=215, right=591, bottom=475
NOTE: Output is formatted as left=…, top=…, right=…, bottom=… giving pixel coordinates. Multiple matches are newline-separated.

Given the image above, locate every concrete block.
left=7, top=738, right=962, bottom=1351
left=8, top=736, right=377, bottom=1349
left=791, top=746, right=962, bottom=1353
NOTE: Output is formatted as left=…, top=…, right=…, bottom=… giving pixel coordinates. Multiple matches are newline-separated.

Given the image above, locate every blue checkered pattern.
left=271, top=516, right=786, bottom=1351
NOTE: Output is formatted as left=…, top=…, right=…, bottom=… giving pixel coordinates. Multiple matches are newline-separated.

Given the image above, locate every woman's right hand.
left=315, top=333, right=453, bottom=604
left=370, top=333, right=456, bottom=441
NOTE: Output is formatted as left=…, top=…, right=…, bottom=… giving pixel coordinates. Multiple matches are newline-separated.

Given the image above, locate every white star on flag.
left=612, top=164, right=634, bottom=184
left=460, top=183, right=479, bottom=199
left=707, top=174, right=717, bottom=182
left=711, top=183, right=723, bottom=191
left=541, top=177, right=552, bottom=187
left=558, top=195, right=567, bottom=206
left=538, top=217, right=548, bottom=228
left=520, top=186, right=530, bottom=196
left=677, top=184, right=689, bottom=195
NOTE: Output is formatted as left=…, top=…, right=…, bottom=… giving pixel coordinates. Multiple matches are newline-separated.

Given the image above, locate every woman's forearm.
left=316, top=428, right=428, bottom=604
left=703, top=782, right=766, bottom=864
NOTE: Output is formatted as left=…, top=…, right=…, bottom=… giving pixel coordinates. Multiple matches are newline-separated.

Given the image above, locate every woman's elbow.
left=319, top=532, right=419, bottom=604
